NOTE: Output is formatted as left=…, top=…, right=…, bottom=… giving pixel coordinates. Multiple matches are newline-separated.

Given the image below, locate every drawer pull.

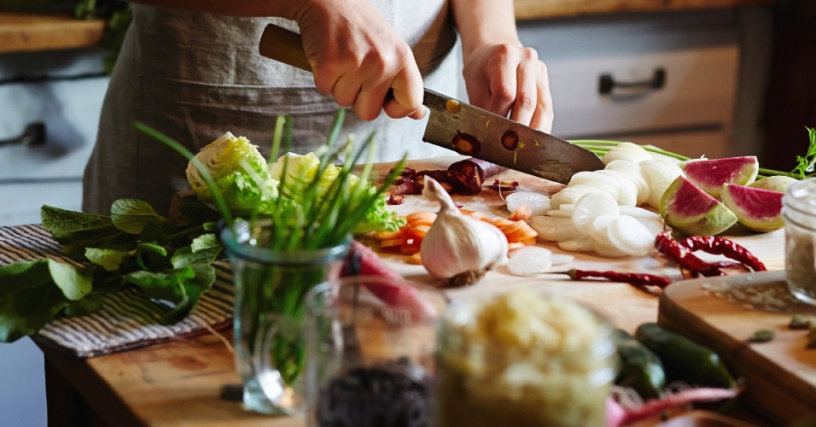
left=599, top=68, right=665, bottom=95
left=0, top=122, right=46, bottom=148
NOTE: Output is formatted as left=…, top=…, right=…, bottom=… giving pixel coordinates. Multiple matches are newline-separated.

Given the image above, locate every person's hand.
left=462, top=43, right=554, bottom=132
left=293, top=0, right=425, bottom=121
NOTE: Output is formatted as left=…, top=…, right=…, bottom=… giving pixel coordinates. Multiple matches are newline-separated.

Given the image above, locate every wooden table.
left=0, top=13, right=105, bottom=53
left=31, top=158, right=785, bottom=426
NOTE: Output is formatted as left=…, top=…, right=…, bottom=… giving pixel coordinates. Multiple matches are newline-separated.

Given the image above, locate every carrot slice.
left=408, top=251, right=423, bottom=265
left=379, top=237, right=407, bottom=248
left=509, top=204, right=533, bottom=222
left=404, top=224, right=431, bottom=240
left=399, top=242, right=422, bottom=254
left=376, top=229, right=403, bottom=241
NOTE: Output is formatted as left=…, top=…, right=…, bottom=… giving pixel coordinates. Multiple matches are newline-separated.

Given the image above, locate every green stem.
left=166, top=224, right=206, bottom=241
left=572, top=139, right=811, bottom=179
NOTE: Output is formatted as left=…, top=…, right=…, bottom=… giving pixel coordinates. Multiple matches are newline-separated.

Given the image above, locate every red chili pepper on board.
left=679, top=235, right=767, bottom=272
left=654, top=231, right=725, bottom=277
left=567, top=269, right=671, bottom=294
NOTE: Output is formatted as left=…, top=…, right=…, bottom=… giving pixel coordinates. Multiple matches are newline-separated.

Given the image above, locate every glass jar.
left=783, top=177, right=816, bottom=305
left=435, top=292, right=617, bottom=427
left=299, top=276, right=448, bottom=427
left=220, top=219, right=350, bottom=415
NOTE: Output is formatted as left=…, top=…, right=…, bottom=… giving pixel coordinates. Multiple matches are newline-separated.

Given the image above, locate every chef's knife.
left=258, top=24, right=604, bottom=183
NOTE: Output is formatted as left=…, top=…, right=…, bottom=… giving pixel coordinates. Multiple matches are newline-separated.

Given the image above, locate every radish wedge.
left=529, top=216, right=583, bottom=241
left=606, top=215, right=655, bottom=257
left=572, top=192, right=620, bottom=230
left=641, top=160, right=684, bottom=208
left=505, top=191, right=551, bottom=216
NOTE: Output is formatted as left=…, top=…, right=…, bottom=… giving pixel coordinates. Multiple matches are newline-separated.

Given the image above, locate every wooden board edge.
left=658, top=284, right=816, bottom=424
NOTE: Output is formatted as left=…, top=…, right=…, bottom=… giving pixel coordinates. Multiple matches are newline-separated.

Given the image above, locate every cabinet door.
left=0, top=50, right=108, bottom=225
left=517, top=10, right=740, bottom=157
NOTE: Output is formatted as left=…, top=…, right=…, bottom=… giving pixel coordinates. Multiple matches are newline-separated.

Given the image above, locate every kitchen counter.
left=0, top=12, right=104, bottom=53
left=514, top=0, right=774, bottom=20
left=0, top=1, right=773, bottom=53
left=11, top=157, right=785, bottom=426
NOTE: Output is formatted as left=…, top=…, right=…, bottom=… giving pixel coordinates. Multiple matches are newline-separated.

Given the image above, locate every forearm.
left=450, top=0, right=521, bottom=58
left=127, top=0, right=304, bottom=20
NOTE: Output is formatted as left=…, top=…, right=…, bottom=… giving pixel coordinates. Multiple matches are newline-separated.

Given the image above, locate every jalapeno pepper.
left=613, top=329, right=666, bottom=399
left=635, top=323, right=736, bottom=389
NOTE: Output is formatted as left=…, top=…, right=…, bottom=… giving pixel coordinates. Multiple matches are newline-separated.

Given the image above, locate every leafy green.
left=123, top=264, right=215, bottom=324
left=85, top=247, right=129, bottom=272
left=185, top=132, right=279, bottom=216
left=111, top=198, right=166, bottom=234
left=0, top=260, right=68, bottom=342
left=47, top=259, right=93, bottom=301
left=790, top=127, right=816, bottom=179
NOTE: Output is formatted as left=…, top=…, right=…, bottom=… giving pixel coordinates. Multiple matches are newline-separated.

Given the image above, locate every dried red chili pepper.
left=654, top=231, right=725, bottom=277
left=679, top=235, right=767, bottom=272
left=566, top=268, right=671, bottom=293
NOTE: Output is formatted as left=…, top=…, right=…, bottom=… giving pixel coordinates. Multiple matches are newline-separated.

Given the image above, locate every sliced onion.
left=640, top=160, right=684, bottom=208
left=507, top=247, right=554, bottom=276
left=558, top=238, right=593, bottom=252
left=550, top=185, right=597, bottom=210
left=550, top=253, right=575, bottom=266
left=606, top=214, right=655, bottom=257
left=528, top=215, right=583, bottom=242
left=505, top=191, right=551, bottom=216
left=568, top=171, right=621, bottom=201
left=572, top=192, right=620, bottom=230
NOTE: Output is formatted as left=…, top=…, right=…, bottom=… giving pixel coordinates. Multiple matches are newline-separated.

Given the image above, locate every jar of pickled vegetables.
left=783, top=177, right=816, bottom=305
left=435, top=290, right=617, bottom=427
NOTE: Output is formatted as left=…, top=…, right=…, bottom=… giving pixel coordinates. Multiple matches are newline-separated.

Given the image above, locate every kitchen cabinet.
left=0, top=49, right=108, bottom=225
left=517, top=8, right=770, bottom=159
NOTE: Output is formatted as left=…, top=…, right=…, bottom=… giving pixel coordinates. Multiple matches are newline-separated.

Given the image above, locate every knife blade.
left=258, top=23, right=604, bottom=183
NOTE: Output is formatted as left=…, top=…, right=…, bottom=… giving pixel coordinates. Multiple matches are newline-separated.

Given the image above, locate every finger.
left=383, top=64, right=424, bottom=119
left=352, top=72, right=393, bottom=121
left=529, top=62, right=554, bottom=132
left=487, top=45, right=520, bottom=117
left=508, top=50, right=539, bottom=126
left=331, top=74, right=362, bottom=108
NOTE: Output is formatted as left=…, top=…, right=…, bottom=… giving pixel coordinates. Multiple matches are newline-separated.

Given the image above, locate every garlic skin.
left=421, top=176, right=508, bottom=286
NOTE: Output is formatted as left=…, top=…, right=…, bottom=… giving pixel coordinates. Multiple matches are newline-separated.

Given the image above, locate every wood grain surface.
left=659, top=270, right=816, bottom=424
left=0, top=13, right=105, bottom=53
left=514, top=0, right=774, bottom=20
left=36, top=157, right=788, bottom=426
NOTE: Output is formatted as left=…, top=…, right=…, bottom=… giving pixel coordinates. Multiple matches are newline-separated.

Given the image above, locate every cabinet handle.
left=599, top=68, right=665, bottom=95
left=0, top=122, right=46, bottom=148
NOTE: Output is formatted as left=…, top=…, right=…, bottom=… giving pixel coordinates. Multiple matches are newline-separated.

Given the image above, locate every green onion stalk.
left=572, top=126, right=816, bottom=180
left=138, top=110, right=406, bottom=389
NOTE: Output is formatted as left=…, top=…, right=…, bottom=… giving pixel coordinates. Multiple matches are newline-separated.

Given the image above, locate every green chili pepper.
left=613, top=328, right=666, bottom=399
left=635, top=323, right=736, bottom=389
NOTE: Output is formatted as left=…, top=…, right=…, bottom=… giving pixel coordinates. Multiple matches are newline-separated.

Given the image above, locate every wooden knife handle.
left=258, top=24, right=312, bottom=72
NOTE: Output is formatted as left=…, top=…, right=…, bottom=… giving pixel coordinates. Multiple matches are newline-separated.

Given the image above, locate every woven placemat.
left=0, top=224, right=233, bottom=358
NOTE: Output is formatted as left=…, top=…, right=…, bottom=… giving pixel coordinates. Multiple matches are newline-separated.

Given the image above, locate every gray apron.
left=83, top=1, right=459, bottom=215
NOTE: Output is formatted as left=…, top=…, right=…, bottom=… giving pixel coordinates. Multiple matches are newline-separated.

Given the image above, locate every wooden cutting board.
left=658, top=270, right=816, bottom=424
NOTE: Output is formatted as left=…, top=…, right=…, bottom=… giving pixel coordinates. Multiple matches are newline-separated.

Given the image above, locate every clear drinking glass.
left=220, top=219, right=349, bottom=415
left=783, top=177, right=816, bottom=305
left=295, top=276, right=447, bottom=426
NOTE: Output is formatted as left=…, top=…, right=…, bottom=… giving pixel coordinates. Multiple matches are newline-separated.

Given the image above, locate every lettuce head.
left=269, top=152, right=404, bottom=234
left=186, top=132, right=279, bottom=215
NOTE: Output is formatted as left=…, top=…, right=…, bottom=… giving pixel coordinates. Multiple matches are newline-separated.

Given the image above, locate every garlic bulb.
left=421, top=176, right=508, bottom=286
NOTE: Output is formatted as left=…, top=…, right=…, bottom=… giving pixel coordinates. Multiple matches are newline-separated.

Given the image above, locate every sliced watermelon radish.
left=680, top=156, right=759, bottom=198
left=660, top=176, right=737, bottom=236
left=721, top=183, right=785, bottom=232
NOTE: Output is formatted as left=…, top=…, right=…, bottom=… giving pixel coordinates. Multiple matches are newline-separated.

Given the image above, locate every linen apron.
left=82, top=1, right=460, bottom=215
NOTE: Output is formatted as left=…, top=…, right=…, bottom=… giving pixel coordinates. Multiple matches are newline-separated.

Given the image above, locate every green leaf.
left=41, top=205, right=113, bottom=235
left=122, top=264, right=215, bottom=324
left=0, top=276, right=68, bottom=343
left=41, top=205, right=132, bottom=258
left=171, top=234, right=222, bottom=268
left=47, top=259, right=93, bottom=301
left=191, top=233, right=220, bottom=252
left=0, top=260, right=51, bottom=295
left=111, top=198, right=166, bottom=234
left=85, top=247, right=129, bottom=271
left=64, top=293, right=104, bottom=318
